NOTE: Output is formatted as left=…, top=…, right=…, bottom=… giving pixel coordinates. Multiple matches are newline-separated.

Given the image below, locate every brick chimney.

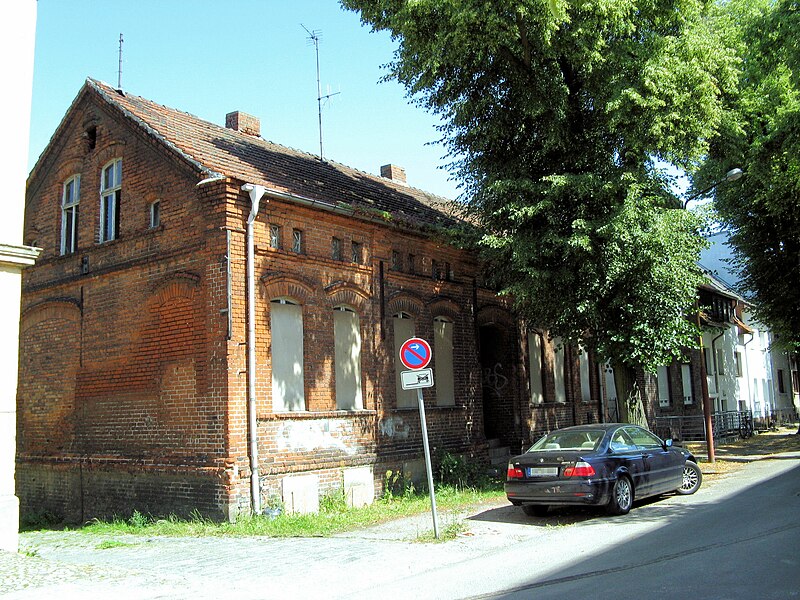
left=380, top=164, right=407, bottom=185
left=225, top=111, right=261, bottom=137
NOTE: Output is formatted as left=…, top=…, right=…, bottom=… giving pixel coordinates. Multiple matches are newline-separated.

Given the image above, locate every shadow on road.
left=474, top=462, right=800, bottom=600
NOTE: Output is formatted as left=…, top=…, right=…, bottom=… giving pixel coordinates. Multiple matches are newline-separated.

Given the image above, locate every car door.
left=608, top=428, right=647, bottom=496
left=624, top=426, right=682, bottom=495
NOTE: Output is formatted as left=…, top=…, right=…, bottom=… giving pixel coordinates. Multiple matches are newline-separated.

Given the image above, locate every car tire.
left=522, top=504, right=549, bottom=517
left=677, top=460, right=702, bottom=495
left=606, top=476, right=633, bottom=515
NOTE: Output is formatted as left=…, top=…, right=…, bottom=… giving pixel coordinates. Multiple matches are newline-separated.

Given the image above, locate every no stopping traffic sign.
left=399, top=337, right=432, bottom=370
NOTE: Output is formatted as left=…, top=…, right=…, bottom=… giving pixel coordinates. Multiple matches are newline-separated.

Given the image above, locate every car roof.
left=544, top=423, right=637, bottom=434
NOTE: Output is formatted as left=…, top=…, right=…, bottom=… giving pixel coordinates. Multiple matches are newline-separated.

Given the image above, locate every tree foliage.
left=344, top=0, right=737, bottom=370
left=695, top=0, right=800, bottom=352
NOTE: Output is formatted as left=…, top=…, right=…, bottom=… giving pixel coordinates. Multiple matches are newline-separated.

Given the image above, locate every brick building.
left=19, top=78, right=604, bottom=522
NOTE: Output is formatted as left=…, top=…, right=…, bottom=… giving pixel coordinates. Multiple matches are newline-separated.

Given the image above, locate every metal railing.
left=653, top=410, right=756, bottom=443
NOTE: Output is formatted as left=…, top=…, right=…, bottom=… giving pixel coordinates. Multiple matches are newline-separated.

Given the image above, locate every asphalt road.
left=4, top=458, right=799, bottom=599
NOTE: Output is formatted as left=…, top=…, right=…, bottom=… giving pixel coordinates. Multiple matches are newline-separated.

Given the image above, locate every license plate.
left=526, top=467, right=558, bottom=477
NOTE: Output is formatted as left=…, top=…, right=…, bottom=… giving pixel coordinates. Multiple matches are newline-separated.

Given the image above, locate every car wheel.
left=677, top=460, right=702, bottom=495
left=522, top=504, right=549, bottom=517
left=607, top=476, right=633, bottom=515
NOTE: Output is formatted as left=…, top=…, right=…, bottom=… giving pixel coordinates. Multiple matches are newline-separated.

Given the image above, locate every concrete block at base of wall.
left=402, top=459, right=427, bottom=490
left=0, top=494, right=19, bottom=552
left=282, top=474, right=319, bottom=515
left=343, top=466, right=374, bottom=508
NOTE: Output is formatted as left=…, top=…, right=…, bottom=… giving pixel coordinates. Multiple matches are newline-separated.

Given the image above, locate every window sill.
left=260, top=409, right=377, bottom=420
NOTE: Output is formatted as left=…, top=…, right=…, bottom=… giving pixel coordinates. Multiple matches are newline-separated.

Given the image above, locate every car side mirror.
left=664, top=438, right=673, bottom=448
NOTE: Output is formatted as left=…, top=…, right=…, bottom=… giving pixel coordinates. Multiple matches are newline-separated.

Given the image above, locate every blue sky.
left=29, top=0, right=460, bottom=199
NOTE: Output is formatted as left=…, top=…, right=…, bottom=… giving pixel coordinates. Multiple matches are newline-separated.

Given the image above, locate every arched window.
left=100, top=159, right=121, bottom=242
left=61, top=175, right=80, bottom=255
left=392, top=312, right=416, bottom=408
left=334, top=306, right=363, bottom=410
left=433, top=316, right=455, bottom=406
left=270, top=298, right=305, bottom=411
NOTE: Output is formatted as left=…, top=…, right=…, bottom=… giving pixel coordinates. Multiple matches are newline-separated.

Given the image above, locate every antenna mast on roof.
left=301, top=24, right=340, bottom=161
left=117, top=33, right=124, bottom=90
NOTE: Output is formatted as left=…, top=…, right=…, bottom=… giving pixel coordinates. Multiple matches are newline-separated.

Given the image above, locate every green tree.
left=344, top=0, right=738, bottom=423
left=695, top=0, right=800, bottom=353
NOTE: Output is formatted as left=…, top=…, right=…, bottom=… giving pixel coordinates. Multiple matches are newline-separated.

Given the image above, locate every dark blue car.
left=505, top=423, right=702, bottom=516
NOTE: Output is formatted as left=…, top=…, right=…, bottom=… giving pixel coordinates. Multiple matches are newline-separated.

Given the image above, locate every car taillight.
left=507, top=464, right=524, bottom=479
left=563, top=461, right=596, bottom=477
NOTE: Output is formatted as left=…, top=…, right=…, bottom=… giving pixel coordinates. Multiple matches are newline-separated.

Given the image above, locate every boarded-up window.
left=681, top=364, right=693, bottom=404
left=270, top=299, right=305, bottom=411
left=434, top=317, right=455, bottom=406
left=393, top=313, right=416, bottom=408
left=334, top=307, right=363, bottom=410
left=657, top=366, right=670, bottom=407
left=528, top=331, right=544, bottom=404
left=554, top=337, right=566, bottom=403
left=579, top=347, right=592, bottom=403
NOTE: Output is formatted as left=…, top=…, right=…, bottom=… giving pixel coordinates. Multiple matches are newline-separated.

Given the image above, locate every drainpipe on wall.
left=242, top=183, right=266, bottom=515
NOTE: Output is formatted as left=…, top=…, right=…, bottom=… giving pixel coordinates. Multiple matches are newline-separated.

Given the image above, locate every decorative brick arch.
left=477, top=304, right=514, bottom=329
left=151, top=272, right=200, bottom=308
left=260, top=273, right=315, bottom=305
left=21, top=298, right=81, bottom=333
left=324, top=280, right=369, bottom=312
left=387, top=291, right=424, bottom=318
left=428, top=296, right=461, bottom=322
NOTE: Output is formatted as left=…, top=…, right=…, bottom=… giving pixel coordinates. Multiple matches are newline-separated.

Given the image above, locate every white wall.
left=0, top=0, right=39, bottom=553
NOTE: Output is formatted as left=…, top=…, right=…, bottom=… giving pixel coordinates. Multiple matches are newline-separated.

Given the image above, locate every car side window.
left=624, top=427, right=663, bottom=450
left=609, top=430, right=636, bottom=452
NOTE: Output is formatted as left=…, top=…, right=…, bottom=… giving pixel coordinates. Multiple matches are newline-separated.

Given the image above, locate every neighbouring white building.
left=1, top=0, right=40, bottom=552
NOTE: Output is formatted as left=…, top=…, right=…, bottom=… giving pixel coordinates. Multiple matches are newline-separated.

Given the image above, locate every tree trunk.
left=613, top=363, right=649, bottom=428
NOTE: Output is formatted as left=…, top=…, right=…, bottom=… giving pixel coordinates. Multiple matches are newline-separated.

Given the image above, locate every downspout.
left=242, top=183, right=266, bottom=514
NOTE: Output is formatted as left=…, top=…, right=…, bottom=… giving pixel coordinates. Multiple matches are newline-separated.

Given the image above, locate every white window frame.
left=579, top=346, right=592, bottom=403
left=657, top=366, right=671, bottom=407
left=149, top=199, right=161, bottom=229
left=553, top=337, right=566, bottom=404
left=61, top=175, right=80, bottom=255
left=100, top=158, right=122, bottom=242
left=528, top=331, right=544, bottom=404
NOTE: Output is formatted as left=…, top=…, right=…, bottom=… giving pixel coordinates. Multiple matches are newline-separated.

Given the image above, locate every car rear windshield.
left=528, top=430, right=605, bottom=452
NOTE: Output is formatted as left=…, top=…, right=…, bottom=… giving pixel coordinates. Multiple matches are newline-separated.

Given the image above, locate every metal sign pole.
left=417, top=387, right=439, bottom=539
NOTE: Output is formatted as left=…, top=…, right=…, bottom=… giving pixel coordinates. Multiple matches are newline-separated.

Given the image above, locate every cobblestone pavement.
left=4, top=450, right=799, bottom=600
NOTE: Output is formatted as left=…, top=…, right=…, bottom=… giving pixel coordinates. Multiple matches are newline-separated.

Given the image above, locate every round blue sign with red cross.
left=399, top=337, right=432, bottom=370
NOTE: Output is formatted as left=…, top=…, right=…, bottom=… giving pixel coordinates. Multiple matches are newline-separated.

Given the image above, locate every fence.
left=653, top=410, right=756, bottom=443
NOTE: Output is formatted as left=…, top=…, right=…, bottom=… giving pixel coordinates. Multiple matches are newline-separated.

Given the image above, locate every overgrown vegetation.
left=23, top=457, right=503, bottom=541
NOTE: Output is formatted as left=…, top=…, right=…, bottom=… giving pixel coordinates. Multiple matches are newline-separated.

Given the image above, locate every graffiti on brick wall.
left=482, top=362, right=508, bottom=396
left=379, top=415, right=410, bottom=439
left=276, top=420, right=358, bottom=455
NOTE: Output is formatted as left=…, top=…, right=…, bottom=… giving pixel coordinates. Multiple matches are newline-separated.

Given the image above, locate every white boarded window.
left=270, top=299, right=305, bottom=411
left=657, top=366, right=670, bottom=407
left=681, top=364, right=693, bottom=404
left=579, top=347, right=592, bottom=403
left=434, top=317, right=455, bottom=406
left=554, top=337, right=566, bottom=403
left=334, top=306, right=363, bottom=410
left=528, top=332, right=544, bottom=404
left=393, top=313, right=416, bottom=408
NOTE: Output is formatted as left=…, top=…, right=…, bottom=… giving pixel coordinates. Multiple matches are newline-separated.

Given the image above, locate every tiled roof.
left=85, top=78, right=459, bottom=229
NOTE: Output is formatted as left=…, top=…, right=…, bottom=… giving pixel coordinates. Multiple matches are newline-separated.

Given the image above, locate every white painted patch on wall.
left=379, top=415, right=410, bottom=439
left=276, top=419, right=358, bottom=454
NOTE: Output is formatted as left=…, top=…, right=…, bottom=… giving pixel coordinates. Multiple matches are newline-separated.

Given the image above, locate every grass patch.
left=70, top=483, right=504, bottom=539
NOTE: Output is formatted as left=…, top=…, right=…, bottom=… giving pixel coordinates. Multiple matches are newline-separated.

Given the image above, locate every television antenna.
left=117, top=33, right=124, bottom=90
left=301, top=24, right=340, bottom=160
